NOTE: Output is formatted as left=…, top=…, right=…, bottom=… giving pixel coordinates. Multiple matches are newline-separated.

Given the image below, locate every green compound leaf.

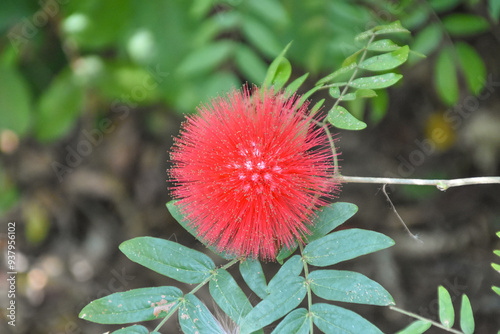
left=359, top=46, right=409, bottom=71
left=119, top=237, right=215, bottom=284
left=284, top=73, right=309, bottom=98
left=395, top=320, right=432, bottom=334
left=460, top=294, right=475, bottom=334
left=267, top=255, right=303, bottom=293
left=111, top=325, right=150, bottom=334
left=438, top=285, right=455, bottom=328
left=276, top=243, right=298, bottom=265
left=316, top=62, right=357, bottom=86
left=308, top=202, right=358, bottom=242
left=442, top=14, right=490, bottom=37
left=303, top=228, right=395, bottom=267
left=367, top=39, right=401, bottom=52
left=455, top=42, right=486, bottom=94
left=308, top=270, right=394, bottom=306
left=240, top=258, right=268, bottom=300
left=177, top=40, right=234, bottom=77
left=271, top=308, right=309, bottom=334
left=327, top=105, right=367, bottom=130
left=167, top=200, right=236, bottom=260
left=35, top=69, right=84, bottom=142
left=0, top=66, right=31, bottom=136
left=239, top=276, right=307, bottom=334
left=263, top=42, right=292, bottom=90
left=355, top=20, right=410, bottom=41
left=311, top=303, right=383, bottom=334
left=179, top=294, right=226, bottom=334
left=79, top=286, right=182, bottom=324
left=209, top=269, right=253, bottom=324
left=350, top=73, right=403, bottom=90
left=434, top=47, right=459, bottom=106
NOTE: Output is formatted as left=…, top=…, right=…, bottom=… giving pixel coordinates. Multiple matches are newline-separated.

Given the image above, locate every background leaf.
left=434, top=47, right=459, bottom=106
left=309, top=270, right=394, bottom=306
left=0, top=66, right=31, bottom=136
left=455, top=42, right=486, bottom=94
left=303, top=228, right=394, bottom=267
left=438, top=285, right=455, bottom=328
left=79, top=286, right=182, bottom=324
left=209, top=269, right=253, bottom=324
left=235, top=44, right=267, bottom=84
left=442, top=14, right=490, bottom=36
left=119, top=237, right=215, bottom=284
left=311, top=303, right=383, bottom=333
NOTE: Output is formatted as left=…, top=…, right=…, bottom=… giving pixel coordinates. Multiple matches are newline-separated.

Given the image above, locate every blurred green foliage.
left=0, top=0, right=497, bottom=216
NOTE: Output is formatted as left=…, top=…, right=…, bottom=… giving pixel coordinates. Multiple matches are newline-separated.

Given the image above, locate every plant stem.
left=338, top=175, right=500, bottom=190
left=390, top=306, right=464, bottom=334
left=299, top=243, right=315, bottom=334
left=153, top=257, right=240, bottom=332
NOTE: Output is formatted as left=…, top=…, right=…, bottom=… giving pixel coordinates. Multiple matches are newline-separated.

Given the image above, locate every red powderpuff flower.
left=169, top=86, right=339, bottom=260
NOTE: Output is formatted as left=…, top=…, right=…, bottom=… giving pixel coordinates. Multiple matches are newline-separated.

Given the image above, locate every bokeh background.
left=1, top=0, right=500, bottom=333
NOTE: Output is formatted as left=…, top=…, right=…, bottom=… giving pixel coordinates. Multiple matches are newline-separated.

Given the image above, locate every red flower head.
left=170, top=86, right=339, bottom=260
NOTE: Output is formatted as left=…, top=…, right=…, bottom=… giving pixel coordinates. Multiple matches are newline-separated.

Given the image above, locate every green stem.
left=390, top=306, right=464, bottom=334
left=153, top=257, right=240, bottom=332
left=299, top=243, right=314, bottom=334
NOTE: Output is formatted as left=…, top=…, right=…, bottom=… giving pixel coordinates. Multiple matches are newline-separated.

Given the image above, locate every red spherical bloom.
left=170, top=86, right=339, bottom=260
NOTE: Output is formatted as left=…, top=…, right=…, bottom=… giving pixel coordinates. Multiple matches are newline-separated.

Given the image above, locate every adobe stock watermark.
left=51, top=64, right=169, bottom=182
left=8, top=0, right=69, bottom=52
left=385, top=74, right=500, bottom=179
left=53, top=266, right=136, bottom=334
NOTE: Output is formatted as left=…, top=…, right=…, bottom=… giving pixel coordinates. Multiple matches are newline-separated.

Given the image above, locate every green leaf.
left=177, top=40, right=234, bottom=77
left=429, top=0, right=462, bottom=13
left=239, top=276, right=307, bottom=334
left=79, top=286, right=182, bottom=324
left=297, top=86, right=321, bottom=108
left=246, top=0, right=289, bottom=27
left=493, top=263, right=500, bottom=272
left=263, top=42, right=292, bottom=89
left=270, top=57, right=292, bottom=91
left=342, top=49, right=363, bottom=67
left=369, top=89, right=389, bottom=123
left=438, top=285, right=455, bottom=328
left=275, top=243, right=298, bottom=265
left=355, top=21, right=410, bottom=41
left=494, top=250, right=500, bottom=257
left=303, top=228, right=395, bottom=267
left=434, top=47, right=459, bottom=106
left=284, top=73, right=309, bottom=97
left=209, top=269, right=253, bottom=324
left=309, top=98, right=325, bottom=115
left=0, top=66, right=31, bottom=136
left=350, top=73, right=403, bottom=89
left=119, top=237, right=215, bottom=284
left=166, top=200, right=235, bottom=260
left=267, top=255, right=303, bottom=293
left=240, top=259, right=268, bottom=300
left=34, top=69, right=84, bottom=142
left=492, top=286, right=500, bottom=296
left=309, top=270, right=394, bottom=306
left=455, top=42, right=486, bottom=94
left=235, top=44, right=268, bottom=84
left=460, top=294, right=474, bottom=334
left=395, top=320, right=432, bottom=334
left=327, top=105, right=367, bottom=130
left=411, top=23, right=442, bottom=57
left=442, top=14, right=490, bottom=37
left=242, top=16, right=283, bottom=58
left=179, top=294, right=225, bottom=334
left=490, top=0, right=500, bottom=22
left=316, top=62, right=357, bottom=86
left=359, top=46, right=409, bottom=71
left=271, top=308, right=309, bottom=334
left=308, top=203, right=358, bottom=242
left=111, top=325, right=150, bottom=334
left=311, top=303, right=383, bottom=333
left=367, top=39, right=401, bottom=52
